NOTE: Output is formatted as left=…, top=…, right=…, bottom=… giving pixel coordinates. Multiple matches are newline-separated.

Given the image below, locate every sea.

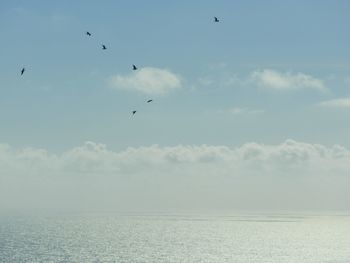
left=0, top=212, right=350, bottom=263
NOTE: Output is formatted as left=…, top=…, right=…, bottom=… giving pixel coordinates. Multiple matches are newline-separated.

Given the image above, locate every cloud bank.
left=109, top=67, right=181, bottom=95
left=1, top=140, right=350, bottom=212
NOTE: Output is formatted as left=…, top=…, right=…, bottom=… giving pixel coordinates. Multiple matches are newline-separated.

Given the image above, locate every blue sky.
left=1, top=1, right=350, bottom=151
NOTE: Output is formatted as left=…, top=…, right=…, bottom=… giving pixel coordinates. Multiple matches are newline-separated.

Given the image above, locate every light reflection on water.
left=0, top=213, right=350, bottom=263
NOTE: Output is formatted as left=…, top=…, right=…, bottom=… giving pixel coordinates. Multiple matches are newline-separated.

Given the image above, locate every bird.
left=147, top=99, right=153, bottom=103
left=20, top=67, right=25, bottom=76
left=132, top=110, right=137, bottom=115
left=132, top=64, right=137, bottom=70
left=214, top=17, right=219, bottom=22
left=86, top=31, right=91, bottom=36
left=102, top=44, right=107, bottom=50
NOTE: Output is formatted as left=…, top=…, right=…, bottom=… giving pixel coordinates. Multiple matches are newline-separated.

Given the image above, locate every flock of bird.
left=20, top=17, right=220, bottom=116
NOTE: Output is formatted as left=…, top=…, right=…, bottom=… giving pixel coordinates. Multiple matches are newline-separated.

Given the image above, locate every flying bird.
left=20, top=67, right=25, bottom=76
left=86, top=31, right=91, bottom=36
left=132, top=64, right=137, bottom=70
left=132, top=110, right=137, bottom=115
left=147, top=99, right=153, bottom=103
left=214, top=17, right=219, bottom=22
left=102, top=44, right=107, bottom=50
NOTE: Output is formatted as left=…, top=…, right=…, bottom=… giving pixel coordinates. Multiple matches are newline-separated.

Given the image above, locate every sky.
left=0, top=0, right=350, bottom=212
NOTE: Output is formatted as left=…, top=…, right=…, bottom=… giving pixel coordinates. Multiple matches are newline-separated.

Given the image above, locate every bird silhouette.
left=132, top=110, right=137, bottom=115
left=147, top=99, right=153, bottom=103
left=20, top=67, right=25, bottom=76
left=86, top=31, right=91, bottom=36
left=214, top=17, right=219, bottom=22
left=132, top=65, right=137, bottom=70
left=102, top=44, right=107, bottom=50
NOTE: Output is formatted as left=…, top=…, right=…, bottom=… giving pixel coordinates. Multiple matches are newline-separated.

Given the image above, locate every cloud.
left=195, top=69, right=327, bottom=93
left=1, top=140, right=350, bottom=212
left=109, top=67, right=182, bottom=95
left=226, top=107, right=264, bottom=115
left=318, top=98, right=350, bottom=108
left=215, top=107, right=264, bottom=115
left=250, top=69, right=327, bottom=92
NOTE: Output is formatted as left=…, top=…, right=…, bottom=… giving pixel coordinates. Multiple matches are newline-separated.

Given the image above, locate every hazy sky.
left=0, top=1, right=350, bottom=212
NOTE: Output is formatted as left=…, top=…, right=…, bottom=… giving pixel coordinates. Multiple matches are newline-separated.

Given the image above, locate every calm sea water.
left=0, top=213, right=350, bottom=263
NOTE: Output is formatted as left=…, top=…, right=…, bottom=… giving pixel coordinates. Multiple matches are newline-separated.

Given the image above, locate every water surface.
left=1, top=213, right=350, bottom=262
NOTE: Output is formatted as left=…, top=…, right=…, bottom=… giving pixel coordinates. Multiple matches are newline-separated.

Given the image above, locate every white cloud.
left=1, top=140, right=350, bottom=211
left=250, top=69, right=327, bottom=92
left=318, top=98, right=350, bottom=108
left=195, top=69, right=327, bottom=93
left=216, top=107, right=264, bottom=115
left=109, top=67, right=182, bottom=95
